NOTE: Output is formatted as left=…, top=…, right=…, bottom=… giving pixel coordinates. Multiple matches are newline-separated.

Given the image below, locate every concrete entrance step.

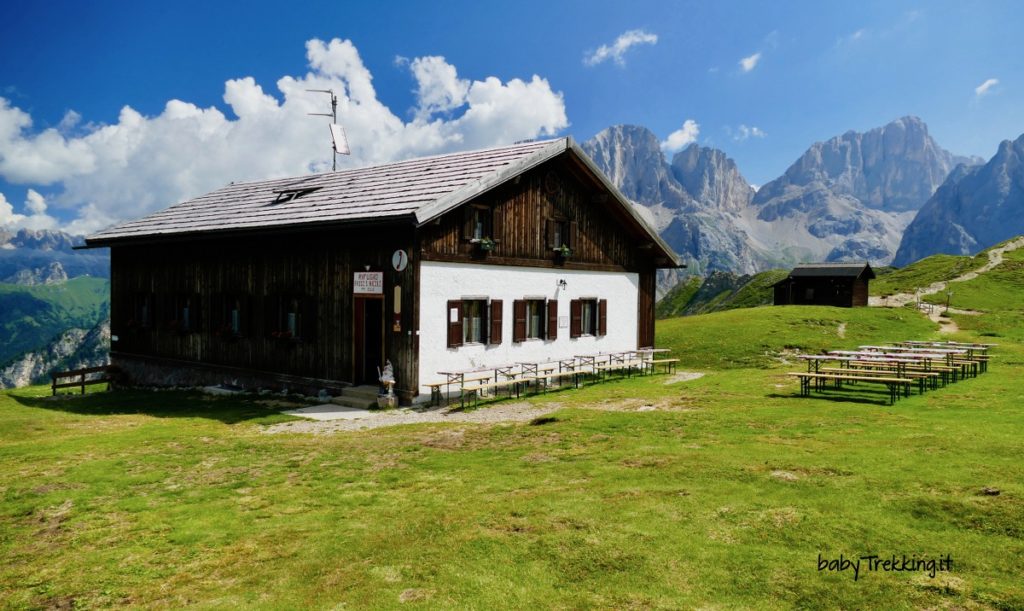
left=343, top=385, right=382, bottom=400
left=330, top=385, right=381, bottom=410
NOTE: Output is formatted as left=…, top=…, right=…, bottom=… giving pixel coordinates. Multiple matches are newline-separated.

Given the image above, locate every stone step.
left=331, top=394, right=378, bottom=410
left=343, top=385, right=382, bottom=400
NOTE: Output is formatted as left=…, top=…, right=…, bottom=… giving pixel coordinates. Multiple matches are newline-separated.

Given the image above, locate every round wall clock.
left=391, top=249, right=409, bottom=272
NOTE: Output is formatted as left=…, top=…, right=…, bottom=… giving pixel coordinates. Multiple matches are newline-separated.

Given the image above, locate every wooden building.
left=85, top=138, right=682, bottom=403
left=772, top=263, right=875, bottom=308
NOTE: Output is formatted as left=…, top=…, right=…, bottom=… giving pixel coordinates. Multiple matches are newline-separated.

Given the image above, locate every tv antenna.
left=307, top=89, right=350, bottom=171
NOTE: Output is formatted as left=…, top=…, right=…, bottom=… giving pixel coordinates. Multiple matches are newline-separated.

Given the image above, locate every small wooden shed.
left=772, top=263, right=875, bottom=308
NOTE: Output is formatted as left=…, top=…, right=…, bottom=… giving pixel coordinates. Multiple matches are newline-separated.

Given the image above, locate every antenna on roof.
left=306, top=89, right=350, bottom=171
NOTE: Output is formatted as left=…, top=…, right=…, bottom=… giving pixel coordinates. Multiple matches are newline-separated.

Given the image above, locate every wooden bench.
left=594, top=359, right=647, bottom=379
left=461, top=378, right=529, bottom=408
left=819, top=367, right=938, bottom=394
left=647, top=358, right=680, bottom=374
left=51, top=365, right=113, bottom=396
left=531, top=369, right=586, bottom=393
left=788, top=372, right=911, bottom=405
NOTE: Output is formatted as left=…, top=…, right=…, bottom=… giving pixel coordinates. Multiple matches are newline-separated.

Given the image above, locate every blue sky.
left=1, top=0, right=1022, bottom=233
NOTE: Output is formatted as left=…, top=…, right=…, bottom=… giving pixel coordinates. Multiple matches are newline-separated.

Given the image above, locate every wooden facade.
left=93, top=138, right=679, bottom=403
left=772, top=263, right=875, bottom=308
left=109, top=222, right=421, bottom=399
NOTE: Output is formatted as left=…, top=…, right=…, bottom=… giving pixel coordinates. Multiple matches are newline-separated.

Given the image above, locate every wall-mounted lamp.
left=558, top=279, right=567, bottom=289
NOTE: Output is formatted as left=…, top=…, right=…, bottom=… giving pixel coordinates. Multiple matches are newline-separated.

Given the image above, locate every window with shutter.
left=546, top=299, right=558, bottom=340
left=570, top=299, right=582, bottom=338
left=302, top=297, right=318, bottom=341
left=447, top=300, right=463, bottom=348
left=463, top=205, right=492, bottom=241
left=581, top=299, right=595, bottom=335
left=489, top=300, right=503, bottom=345
left=526, top=300, right=545, bottom=339
left=512, top=300, right=527, bottom=343
left=462, top=300, right=487, bottom=344
left=598, top=299, right=608, bottom=336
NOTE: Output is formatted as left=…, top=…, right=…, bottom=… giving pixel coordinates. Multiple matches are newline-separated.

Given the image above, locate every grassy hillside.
left=3, top=254, right=1023, bottom=607
left=656, top=270, right=788, bottom=318
left=0, top=277, right=110, bottom=365
left=655, top=275, right=702, bottom=318
left=657, top=304, right=938, bottom=369
left=3, top=301, right=1022, bottom=608
left=922, top=246, right=1024, bottom=343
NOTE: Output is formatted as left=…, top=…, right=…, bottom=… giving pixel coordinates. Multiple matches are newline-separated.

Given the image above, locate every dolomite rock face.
left=895, top=134, right=1024, bottom=266
left=745, top=116, right=981, bottom=267
left=0, top=318, right=110, bottom=389
left=581, top=118, right=982, bottom=282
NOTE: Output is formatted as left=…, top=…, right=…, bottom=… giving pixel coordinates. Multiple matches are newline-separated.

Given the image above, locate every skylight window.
left=272, top=186, right=322, bottom=204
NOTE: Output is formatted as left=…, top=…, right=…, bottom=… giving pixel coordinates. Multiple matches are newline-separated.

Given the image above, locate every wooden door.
left=354, top=296, right=385, bottom=385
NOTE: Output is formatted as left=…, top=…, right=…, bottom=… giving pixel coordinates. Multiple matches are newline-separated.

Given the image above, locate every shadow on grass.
left=765, top=392, right=891, bottom=406
left=7, top=388, right=294, bottom=425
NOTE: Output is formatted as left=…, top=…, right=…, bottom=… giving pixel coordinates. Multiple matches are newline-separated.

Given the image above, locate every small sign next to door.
left=354, top=271, right=383, bottom=294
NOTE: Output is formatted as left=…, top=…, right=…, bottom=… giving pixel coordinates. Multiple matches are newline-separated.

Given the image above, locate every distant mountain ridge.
left=581, top=117, right=984, bottom=281
left=580, top=125, right=761, bottom=279
left=894, top=133, right=1024, bottom=265
left=0, top=228, right=109, bottom=280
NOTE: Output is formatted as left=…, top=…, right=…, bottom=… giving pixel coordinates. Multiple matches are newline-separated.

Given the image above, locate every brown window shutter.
left=462, top=207, right=474, bottom=240
left=241, top=296, right=252, bottom=337
left=569, top=220, right=578, bottom=249
left=598, top=299, right=608, bottom=337
left=546, top=219, right=556, bottom=249
left=490, top=206, right=502, bottom=242
left=512, top=299, right=527, bottom=343
left=303, top=297, right=318, bottom=340
left=489, top=299, right=503, bottom=345
left=447, top=300, right=463, bottom=348
left=194, top=293, right=203, bottom=332
left=546, top=299, right=558, bottom=340
left=570, top=299, right=582, bottom=338
left=210, top=293, right=223, bottom=332
left=480, top=299, right=489, bottom=343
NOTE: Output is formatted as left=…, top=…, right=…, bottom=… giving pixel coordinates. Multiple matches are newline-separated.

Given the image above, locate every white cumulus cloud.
left=732, top=124, right=767, bottom=142
left=584, top=29, right=658, bottom=67
left=0, top=38, right=569, bottom=236
left=660, top=120, right=700, bottom=154
left=739, top=52, right=762, bottom=72
left=975, top=78, right=999, bottom=97
left=0, top=189, right=59, bottom=230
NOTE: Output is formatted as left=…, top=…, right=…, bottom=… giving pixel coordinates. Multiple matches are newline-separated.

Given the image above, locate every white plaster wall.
left=417, top=261, right=639, bottom=397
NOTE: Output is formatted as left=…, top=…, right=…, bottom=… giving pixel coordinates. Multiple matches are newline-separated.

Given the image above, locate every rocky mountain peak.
left=670, top=144, right=753, bottom=213
left=1, top=228, right=79, bottom=252
left=893, top=132, right=1024, bottom=266
left=755, top=115, right=968, bottom=213
left=3, top=261, right=69, bottom=285
left=582, top=125, right=692, bottom=211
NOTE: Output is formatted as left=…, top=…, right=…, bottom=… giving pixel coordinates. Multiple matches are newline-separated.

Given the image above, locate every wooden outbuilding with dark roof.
left=85, top=137, right=682, bottom=404
left=772, top=262, right=875, bottom=308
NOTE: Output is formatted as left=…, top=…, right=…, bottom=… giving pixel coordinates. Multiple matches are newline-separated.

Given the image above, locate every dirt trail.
left=870, top=236, right=1024, bottom=334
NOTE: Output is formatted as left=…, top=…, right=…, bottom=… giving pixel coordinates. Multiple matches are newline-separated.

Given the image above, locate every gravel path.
left=263, top=372, right=706, bottom=434
left=263, top=401, right=562, bottom=434
left=870, top=236, right=1024, bottom=309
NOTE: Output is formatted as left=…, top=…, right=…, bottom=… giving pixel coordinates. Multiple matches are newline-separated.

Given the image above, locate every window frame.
left=570, top=298, right=608, bottom=338
left=461, top=298, right=488, bottom=345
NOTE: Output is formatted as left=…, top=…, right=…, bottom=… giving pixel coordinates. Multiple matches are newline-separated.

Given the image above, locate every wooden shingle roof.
left=85, top=137, right=682, bottom=266
left=788, top=263, right=875, bottom=279
left=86, top=139, right=559, bottom=244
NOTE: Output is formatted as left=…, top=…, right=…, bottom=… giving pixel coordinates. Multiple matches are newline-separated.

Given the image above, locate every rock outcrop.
left=894, top=134, right=1024, bottom=265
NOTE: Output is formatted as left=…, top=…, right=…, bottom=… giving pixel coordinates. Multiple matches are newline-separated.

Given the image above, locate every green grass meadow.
left=2, top=304, right=1023, bottom=607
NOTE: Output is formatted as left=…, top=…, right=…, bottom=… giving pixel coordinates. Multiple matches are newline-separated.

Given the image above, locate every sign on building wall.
left=354, top=271, right=383, bottom=294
